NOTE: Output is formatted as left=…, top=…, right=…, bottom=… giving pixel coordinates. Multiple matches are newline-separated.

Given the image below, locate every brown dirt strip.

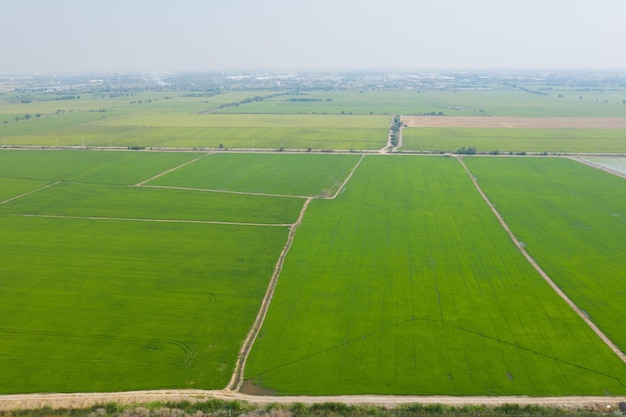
left=1, top=390, right=625, bottom=411
left=135, top=152, right=212, bottom=186
left=227, top=197, right=314, bottom=391
left=8, top=213, right=291, bottom=227
left=403, top=116, right=626, bottom=129
left=456, top=156, right=626, bottom=365
left=0, top=181, right=61, bottom=205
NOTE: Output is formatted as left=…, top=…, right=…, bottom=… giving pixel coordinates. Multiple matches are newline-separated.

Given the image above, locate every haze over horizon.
left=2, top=0, right=625, bottom=74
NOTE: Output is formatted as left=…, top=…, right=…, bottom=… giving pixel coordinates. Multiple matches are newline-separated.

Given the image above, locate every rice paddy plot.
left=463, top=156, right=626, bottom=354
left=0, top=150, right=203, bottom=185
left=216, top=90, right=626, bottom=117
left=88, top=114, right=389, bottom=150
left=0, top=178, right=54, bottom=202
left=402, top=127, right=626, bottom=154
left=0, top=216, right=289, bottom=394
left=0, top=182, right=303, bottom=225
left=245, top=155, right=626, bottom=395
left=147, top=153, right=362, bottom=197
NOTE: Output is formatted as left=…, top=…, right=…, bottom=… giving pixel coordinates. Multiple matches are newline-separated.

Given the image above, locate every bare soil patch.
left=403, top=116, right=626, bottom=129
left=239, top=381, right=277, bottom=396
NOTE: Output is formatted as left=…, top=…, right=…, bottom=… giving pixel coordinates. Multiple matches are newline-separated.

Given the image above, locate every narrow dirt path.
left=456, top=156, right=626, bottom=365
left=0, top=181, right=61, bottom=205
left=326, top=154, right=364, bottom=199
left=141, top=184, right=310, bottom=199
left=227, top=197, right=314, bottom=391
left=135, top=152, right=211, bottom=186
left=9, top=213, right=291, bottom=227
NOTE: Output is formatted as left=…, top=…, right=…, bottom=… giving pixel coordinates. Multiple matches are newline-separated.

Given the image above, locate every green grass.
left=0, top=182, right=303, bottom=224
left=0, top=150, right=203, bottom=185
left=245, top=155, right=626, bottom=395
left=402, top=128, right=626, bottom=153
left=0, top=215, right=289, bottom=393
left=217, top=90, right=626, bottom=117
left=462, top=157, right=626, bottom=354
left=0, top=107, right=389, bottom=150
left=148, top=153, right=362, bottom=197
left=0, top=178, right=53, bottom=202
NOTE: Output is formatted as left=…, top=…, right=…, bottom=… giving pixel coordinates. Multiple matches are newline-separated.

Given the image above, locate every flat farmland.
left=0, top=178, right=53, bottom=201
left=462, top=157, right=626, bottom=354
left=401, top=127, right=626, bottom=153
left=0, top=150, right=202, bottom=185
left=0, top=182, right=303, bottom=224
left=245, top=156, right=626, bottom=395
left=217, top=90, right=626, bottom=117
left=0, top=216, right=289, bottom=394
left=0, top=149, right=308, bottom=394
left=147, top=153, right=362, bottom=197
left=1, top=110, right=389, bottom=150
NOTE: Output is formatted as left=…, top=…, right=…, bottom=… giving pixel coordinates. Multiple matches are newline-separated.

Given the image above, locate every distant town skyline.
left=2, top=0, right=626, bottom=74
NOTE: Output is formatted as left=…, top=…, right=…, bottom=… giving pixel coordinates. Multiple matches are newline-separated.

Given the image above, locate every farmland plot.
left=0, top=182, right=303, bottom=225
left=147, top=153, right=361, bottom=197
left=245, top=156, right=626, bottom=395
left=402, top=127, right=626, bottom=154
left=0, top=150, right=304, bottom=393
left=463, top=157, right=626, bottom=354
left=0, top=150, right=202, bottom=185
left=0, top=216, right=289, bottom=394
left=0, top=178, right=54, bottom=202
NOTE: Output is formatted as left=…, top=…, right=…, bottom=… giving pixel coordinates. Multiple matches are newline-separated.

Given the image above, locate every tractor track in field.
left=456, top=156, right=626, bottom=366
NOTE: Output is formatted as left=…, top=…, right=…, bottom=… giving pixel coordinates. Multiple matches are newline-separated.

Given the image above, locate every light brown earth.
left=2, top=390, right=626, bottom=411
left=403, top=116, right=626, bottom=129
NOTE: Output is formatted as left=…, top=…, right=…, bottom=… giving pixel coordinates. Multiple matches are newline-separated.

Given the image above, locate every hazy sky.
left=2, top=0, right=625, bottom=73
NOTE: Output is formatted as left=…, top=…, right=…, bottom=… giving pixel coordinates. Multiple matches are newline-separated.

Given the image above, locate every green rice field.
left=146, top=153, right=362, bottom=197
left=0, top=150, right=308, bottom=393
left=462, top=157, right=626, bottom=354
left=402, top=128, right=626, bottom=154
left=245, top=156, right=626, bottom=395
left=1, top=94, right=626, bottom=398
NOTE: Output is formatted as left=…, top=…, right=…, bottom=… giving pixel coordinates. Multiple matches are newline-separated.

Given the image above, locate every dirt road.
left=1, top=390, right=625, bottom=411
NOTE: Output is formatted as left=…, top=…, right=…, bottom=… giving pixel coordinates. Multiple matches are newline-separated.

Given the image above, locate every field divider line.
left=140, top=184, right=310, bottom=199
left=456, top=156, right=626, bottom=365
left=570, top=156, right=626, bottom=180
left=0, top=181, right=61, bottom=205
left=227, top=197, right=314, bottom=392
left=325, top=154, right=364, bottom=199
left=8, top=213, right=291, bottom=227
left=134, top=152, right=212, bottom=186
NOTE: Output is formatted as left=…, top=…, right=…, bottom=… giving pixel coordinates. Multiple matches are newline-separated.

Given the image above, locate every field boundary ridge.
left=456, top=156, right=626, bottom=365
left=0, top=181, right=61, bottom=205
left=227, top=197, right=314, bottom=391
left=8, top=213, right=292, bottom=227
left=135, top=152, right=212, bottom=186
